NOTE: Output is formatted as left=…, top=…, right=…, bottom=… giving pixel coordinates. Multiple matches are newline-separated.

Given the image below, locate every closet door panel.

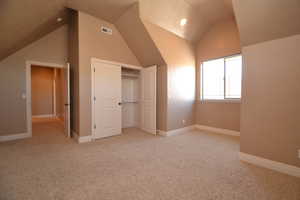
left=141, top=66, right=157, bottom=134
left=93, top=62, right=122, bottom=139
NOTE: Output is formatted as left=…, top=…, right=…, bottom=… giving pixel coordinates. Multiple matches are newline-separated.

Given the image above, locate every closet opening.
left=121, top=68, right=140, bottom=130
left=91, top=58, right=157, bottom=140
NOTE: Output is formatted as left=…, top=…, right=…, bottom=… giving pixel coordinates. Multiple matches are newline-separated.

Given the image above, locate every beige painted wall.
left=77, top=12, right=141, bottom=136
left=0, top=25, right=68, bottom=136
left=68, top=11, right=80, bottom=133
left=156, top=64, right=168, bottom=131
left=241, top=34, right=300, bottom=167
left=143, top=21, right=196, bottom=131
left=31, top=66, right=54, bottom=116
left=196, top=20, right=241, bottom=131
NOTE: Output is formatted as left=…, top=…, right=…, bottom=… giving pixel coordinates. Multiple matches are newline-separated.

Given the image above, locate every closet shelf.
left=122, top=101, right=139, bottom=104
left=122, top=73, right=139, bottom=78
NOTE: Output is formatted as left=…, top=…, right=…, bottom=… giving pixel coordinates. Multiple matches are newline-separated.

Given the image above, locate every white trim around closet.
left=91, top=58, right=143, bottom=70
left=90, top=58, right=143, bottom=139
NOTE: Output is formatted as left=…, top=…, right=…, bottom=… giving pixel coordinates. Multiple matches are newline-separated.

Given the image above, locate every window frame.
left=200, top=54, right=242, bottom=102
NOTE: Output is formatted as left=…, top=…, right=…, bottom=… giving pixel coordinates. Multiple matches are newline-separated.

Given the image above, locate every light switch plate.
left=21, top=93, right=26, bottom=99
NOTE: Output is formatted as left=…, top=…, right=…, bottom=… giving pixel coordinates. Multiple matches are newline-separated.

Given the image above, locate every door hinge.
left=94, top=124, right=96, bottom=129
left=94, top=68, right=95, bottom=72
left=94, top=96, right=96, bottom=101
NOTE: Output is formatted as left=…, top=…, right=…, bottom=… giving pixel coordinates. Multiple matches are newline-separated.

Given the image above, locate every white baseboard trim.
left=0, top=132, right=31, bottom=142
left=158, top=125, right=196, bottom=137
left=195, top=125, right=240, bottom=137
left=32, top=114, right=55, bottom=118
left=158, top=130, right=168, bottom=136
left=72, top=131, right=92, bottom=143
left=239, top=152, right=300, bottom=178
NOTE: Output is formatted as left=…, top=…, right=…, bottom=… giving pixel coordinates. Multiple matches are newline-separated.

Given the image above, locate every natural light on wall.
left=172, top=66, right=195, bottom=100
left=201, top=55, right=242, bottom=100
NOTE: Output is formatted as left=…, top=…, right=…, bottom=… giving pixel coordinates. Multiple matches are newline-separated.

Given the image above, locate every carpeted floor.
left=0, top=119, right=299, bottom=200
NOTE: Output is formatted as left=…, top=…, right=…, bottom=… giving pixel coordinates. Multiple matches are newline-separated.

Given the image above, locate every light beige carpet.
left=0, top=119, right=299, bottom=200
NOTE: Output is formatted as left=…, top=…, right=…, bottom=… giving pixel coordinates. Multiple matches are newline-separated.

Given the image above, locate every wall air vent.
left=101, top=26, right=112, bottom=35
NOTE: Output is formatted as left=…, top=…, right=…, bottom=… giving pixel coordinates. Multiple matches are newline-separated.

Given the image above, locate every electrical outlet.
left=182, top=120, right=186, bottom=125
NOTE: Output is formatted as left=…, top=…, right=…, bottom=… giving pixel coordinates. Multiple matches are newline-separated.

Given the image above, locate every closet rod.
left=122, top=73, right=139, bottom=78
left=122, top=101, right=139, bottom=104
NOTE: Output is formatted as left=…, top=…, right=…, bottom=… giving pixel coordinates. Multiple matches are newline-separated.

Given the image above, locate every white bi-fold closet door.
left=92, top=59, right=156, bottom=139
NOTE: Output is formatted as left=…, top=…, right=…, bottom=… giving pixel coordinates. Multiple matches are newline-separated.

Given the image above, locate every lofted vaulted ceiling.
left=0, top=0, right=68, bottom=61
left=139, top=0, right=234, bottom=43
left=232, top=0, right=300, bottom=46
left=66, top=0, right=138, bottom=23
left=0, top=0, right=233, bottom=61
left=0, top=0, right=138, bottom=61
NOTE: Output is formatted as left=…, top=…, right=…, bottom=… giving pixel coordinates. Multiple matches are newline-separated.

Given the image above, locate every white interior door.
left=63, top=63, right=71, bottom=137
left=93, top=62, right=122, bottom=139
left=140, top=65, right=157, bottom=134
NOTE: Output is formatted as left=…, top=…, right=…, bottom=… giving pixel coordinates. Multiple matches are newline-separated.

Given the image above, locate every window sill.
left=198, top=99, right=241, bottom=103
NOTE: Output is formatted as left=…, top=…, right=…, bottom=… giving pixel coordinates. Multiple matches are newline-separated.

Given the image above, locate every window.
left=201, top=55, right=242, bottom=100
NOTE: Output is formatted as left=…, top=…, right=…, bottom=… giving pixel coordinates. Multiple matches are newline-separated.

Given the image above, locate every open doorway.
left=26, top=61, right=70, bottom=139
